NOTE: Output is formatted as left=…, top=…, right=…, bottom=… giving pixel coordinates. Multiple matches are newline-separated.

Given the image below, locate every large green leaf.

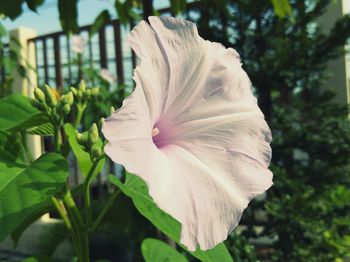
left=0, top=131, right=26, bottom=164
left=0, top=94, right=39, bottom=130
left=64, top=123, right=105, bottom=177
left=58, top=0, right=78, bottom=33
left=109, top=174, right=233, bottom=262
left=0, top=94, right=51, bottom=134
left=0, top=153, right=69, bottom=243
left=11, top=200, right=52, bottom=247
left=142, top=238, right=188, bottom=262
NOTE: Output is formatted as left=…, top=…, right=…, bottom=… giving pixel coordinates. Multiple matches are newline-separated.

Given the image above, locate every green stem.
left=51, top=197, right=80, bottom=257
left=54, top=126, right=61, bottom=153
left=51, top=197, right=72, bottom=231
left=63, top=191, right=89, bottom=262
left=84, top=159, right=100, bottom=226
left=80, top=229, right=90, bottom=262
left=63, top=191, right=84, bottom=232
left=74, top=104, right=85, bottom=128
left=90, top=189, right=121, bottom=231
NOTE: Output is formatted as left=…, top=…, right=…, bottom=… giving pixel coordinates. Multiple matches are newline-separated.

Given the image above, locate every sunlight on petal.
left=103, top=16, right=273, bottom=251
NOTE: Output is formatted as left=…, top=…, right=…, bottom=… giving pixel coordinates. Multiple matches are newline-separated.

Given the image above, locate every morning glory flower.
left=102, top=16, right=273, bottom=251
left=71, top=35, right=86, bottom=54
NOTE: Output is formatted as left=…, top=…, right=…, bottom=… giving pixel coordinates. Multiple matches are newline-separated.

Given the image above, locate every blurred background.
left=0, top=0, right=350, bottom=261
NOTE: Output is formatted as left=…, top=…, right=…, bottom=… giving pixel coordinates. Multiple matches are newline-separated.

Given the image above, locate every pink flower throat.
left=152, top=121, right=176, bottom=149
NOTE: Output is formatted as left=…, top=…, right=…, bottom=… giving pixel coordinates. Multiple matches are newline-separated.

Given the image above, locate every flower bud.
left=62, top=104, right=71, bottom=116
left=85, top=89, right=91, bottom=99
left=88, top=123, right=99, bottom=144
left=70, top=87, right=78, bottom=96
left=59, top=94, right=66, bottom=102
left=76, top=132, right=83, bottom=142
left=63, top=92, right=74, bottom=105
left=78, top=80, right=86, bottom=92
left=97, top=117, right=105, bottom=129
left=77, top=90, right=83, bottom=100
left=91, top=144, right=102, bottom=159
left=43, top=85, right=57, bottom=106
left=56, top=100, right=64, bottom=112
left=76, top=131, right=88, bottom=145
left=34, top=88, right=46, bottom=103
left=30, top=99, right=45, bottom=111
left=91, top=87, right=99, bottom=96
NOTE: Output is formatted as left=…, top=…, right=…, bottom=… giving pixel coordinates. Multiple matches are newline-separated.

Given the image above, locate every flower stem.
left=74, top=104, right=86, bottom=128
left=63, top=190, right=90, bottom=262
left=90, top=189, right=121, bottom=231
left=51, top=197, right=72, bottom=231
left=51, top=197, right=80, bottom=257
left=84, top=159, right=100, bottom=226
left=53, top=127, right=61, bottom=153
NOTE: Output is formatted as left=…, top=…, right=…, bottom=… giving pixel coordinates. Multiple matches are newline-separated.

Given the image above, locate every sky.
left=3, top=0, right=169, bottom=35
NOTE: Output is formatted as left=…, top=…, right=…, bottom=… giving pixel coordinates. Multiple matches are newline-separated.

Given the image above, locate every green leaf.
left=58, top=0, right=78, bottom=33
left=170, top=0, right=186, bottom=15
left=0, top=153, right=69, bottom=243
left=109, top=174, right=233, bottom=262
left=0, top=131, right=26, bottom=164
left=26, top=0, right=45, bottom=12
left=90, top=10, right=111, bottom=37
left=0, top=94, right=40, bottom=130
left=115, top=0, right=128, bottom=25
left=0, top=0, right=24, bottom=20
left=22, top=256, right=60, bottom=262
left=0, top=94, right=50, bottom=134
left=64, top=123, right=105, bottom=177
left=271, top=0, right=292, bottom=18
left=27, top=122, right=54, bottom=136
left=11, top=201, right=52, bottom=247
left=142, top=238, right=188, bottom=262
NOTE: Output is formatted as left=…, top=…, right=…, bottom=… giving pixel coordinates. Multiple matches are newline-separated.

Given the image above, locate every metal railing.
left=28, top=20, right=133, bottom=89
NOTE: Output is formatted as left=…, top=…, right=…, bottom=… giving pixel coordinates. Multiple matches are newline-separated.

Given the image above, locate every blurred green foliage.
left=0, top=0, right=349, bottom=261
left=0, top=0, right=291, bottom=34
left=192, top=0, right=350, bottom=260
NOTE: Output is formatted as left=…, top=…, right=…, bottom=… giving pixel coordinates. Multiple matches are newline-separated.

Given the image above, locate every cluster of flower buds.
left=76, top=121, right=104, bottom=161
left=32, top=84, right=74, bottom=125
left=70, top=80, right=99, bottom=106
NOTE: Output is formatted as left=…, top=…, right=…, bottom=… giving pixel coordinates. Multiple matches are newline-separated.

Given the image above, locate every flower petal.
left=126, top=20, right=168, bottom=123
left=104, top=16, right=273, bottom=252
left=128, top=17, right=242, bottom=123
left=102, top=85, right=151, bottom=141
left=156, top=144, right=272, bottom=251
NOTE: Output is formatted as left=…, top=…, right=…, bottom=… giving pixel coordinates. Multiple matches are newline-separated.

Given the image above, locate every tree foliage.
left=192, top=0, right=350, bottom=260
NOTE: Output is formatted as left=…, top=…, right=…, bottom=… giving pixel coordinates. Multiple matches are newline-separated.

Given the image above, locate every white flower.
left=71, top=35, right=86, bottom=54
left=102, top=16, right=273, bottom=251
left=100, top=68, right=117, bottom=84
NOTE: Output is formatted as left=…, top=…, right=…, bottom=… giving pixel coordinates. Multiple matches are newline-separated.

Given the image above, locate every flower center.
left=152, top=127, right=160, bottom=137
left=152, top=121, right=178, bottom=149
